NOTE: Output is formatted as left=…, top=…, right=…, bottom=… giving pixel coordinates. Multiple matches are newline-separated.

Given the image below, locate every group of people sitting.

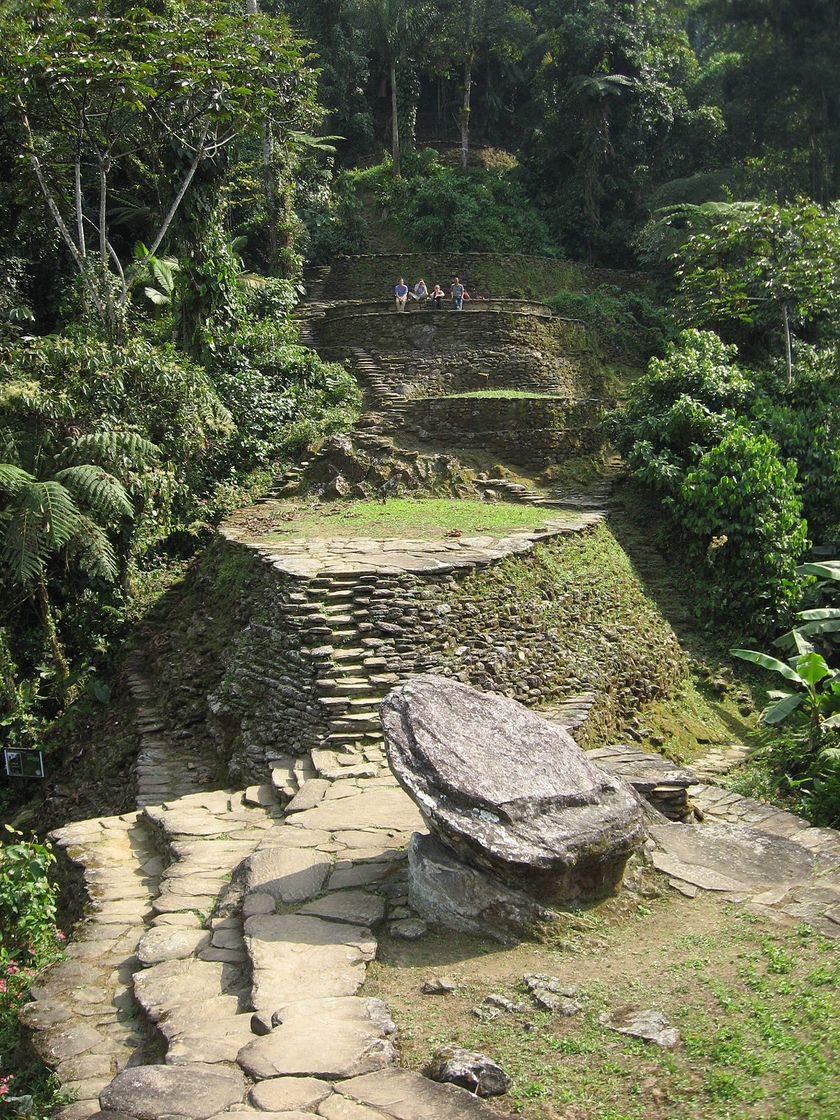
left=393, top=276, right=470, bottom=312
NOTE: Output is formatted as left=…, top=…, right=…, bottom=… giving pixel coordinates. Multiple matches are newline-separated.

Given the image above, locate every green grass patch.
left=250, top=498, right=575, bottom=541
left=441, top=390, right=563, bottom=401
left=366, top=897, right=840, bottom=1120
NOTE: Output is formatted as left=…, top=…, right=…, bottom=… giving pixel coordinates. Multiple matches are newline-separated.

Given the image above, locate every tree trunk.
left=16, top=96, right=107, bottom=324
left=390, top=60, right=401, bottom=177
left=783, top=303, right=793, bottom=384
left=74, top=151, right=86, bottom=259
left=460, top=57, right=473, bottom=171
left=35, top=575, right=69, bottom=685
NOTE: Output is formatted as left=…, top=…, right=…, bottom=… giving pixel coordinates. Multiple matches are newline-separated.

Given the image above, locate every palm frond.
left=54, top=465, right=134, bottom=522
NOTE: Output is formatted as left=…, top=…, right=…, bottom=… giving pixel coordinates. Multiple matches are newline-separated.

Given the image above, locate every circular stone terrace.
left=219, top=497, right=601, bottom=577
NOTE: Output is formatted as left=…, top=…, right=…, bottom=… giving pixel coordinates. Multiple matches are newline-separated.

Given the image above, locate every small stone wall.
left=368, top=349, right=585, bottom=398
left=321, top=298, right=553, bottom=319
left=313, top=308, right=587, bottom=358
left=401, top=396, right=605, bottom=466
left=322, top=253, right=638, bottom=301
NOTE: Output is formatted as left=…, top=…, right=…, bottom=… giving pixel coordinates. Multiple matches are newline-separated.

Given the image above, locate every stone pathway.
left=126, top=653, right=217, bottom=806
left=21, top=813, right=162, bottom=1119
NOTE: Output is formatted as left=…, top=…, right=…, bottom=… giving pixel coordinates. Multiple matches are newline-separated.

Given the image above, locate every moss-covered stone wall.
left=143, top=523, right=685, bottom=784
left=401, top=396, right=605, bottom=466
left=313, top=308, right=587, bottom=359
left=322, top=254, right=638, bottom=302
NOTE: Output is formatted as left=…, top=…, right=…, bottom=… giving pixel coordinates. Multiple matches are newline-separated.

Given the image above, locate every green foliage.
left=206, top=318, right=360, bottom=466
left=355, top=154, right=555, bottom=254
left=548, top=285, right=674, bottom=361
left=614, top=329, right=752, bottom=492
left=670, top=428, right=808, bottom=628
left=751, top=346, right=840, bottom=539
left=0, top=827, right=66, bottom=1120
left=673, top=200, right=840, bottom=371
left=0, top=828, right=60, bottom=964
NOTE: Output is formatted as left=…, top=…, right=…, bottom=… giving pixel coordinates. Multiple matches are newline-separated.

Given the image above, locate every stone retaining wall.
left=401, top=396, right=605, bottom=466
left=146, top=524, right=685, bottom=785
left=313, top=307, right=587, bottom=358
left=367, top=349, right=585, bottom=397
left=322, top=253, right=638, bottom=301
left=321, top=298, right=553, bottom=319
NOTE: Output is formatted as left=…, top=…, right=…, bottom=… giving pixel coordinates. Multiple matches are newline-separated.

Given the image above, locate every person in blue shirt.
left=450, top=276, right=465, bottom=310
left=394, top=278, right=409, bottom=312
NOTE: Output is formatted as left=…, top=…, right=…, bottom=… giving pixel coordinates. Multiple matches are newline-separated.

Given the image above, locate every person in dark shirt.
left=430, top=283, right=445, bottom=309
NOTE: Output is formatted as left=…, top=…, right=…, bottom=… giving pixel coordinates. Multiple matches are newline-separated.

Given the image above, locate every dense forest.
left=1, top=2, right=840, bottom=842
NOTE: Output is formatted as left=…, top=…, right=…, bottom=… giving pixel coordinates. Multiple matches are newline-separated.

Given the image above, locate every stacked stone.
left=587, top=745, right=700, bottom=822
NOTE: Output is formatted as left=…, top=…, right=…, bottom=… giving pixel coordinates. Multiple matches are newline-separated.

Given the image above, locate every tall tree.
left=0, top=1, right=318, bottom=335
left=358, top=0, right=435, bottom=176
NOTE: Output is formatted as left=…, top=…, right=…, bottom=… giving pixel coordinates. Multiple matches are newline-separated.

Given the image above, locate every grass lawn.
left=365, top=892, right=840, bottom=1120
left=237, top=498, right=579, bottom=541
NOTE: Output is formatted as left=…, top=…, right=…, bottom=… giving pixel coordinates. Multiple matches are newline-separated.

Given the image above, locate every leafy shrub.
left=0, top=828, right=65, bottom=1118
left=354, top=154, right=556, bottom=254
left=670, top=428, right=808, bottom=628
left=207, top=318, right=360, bottom=465
left=752, top=346, right=840, bottom=540
left=614, top=329, right=752, bottom=492
left=303, top=172, right=368, bottom=263
left=549, top=285, right=675, bottom=360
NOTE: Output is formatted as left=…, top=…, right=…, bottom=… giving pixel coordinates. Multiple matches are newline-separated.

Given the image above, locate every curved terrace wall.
left=142, top=522, right=685, bottom=785
left=322, top=253, right=638, bottom=301
left=401, top=395, right=605, bottom=466
left=313, top=307, right=587, bottom=356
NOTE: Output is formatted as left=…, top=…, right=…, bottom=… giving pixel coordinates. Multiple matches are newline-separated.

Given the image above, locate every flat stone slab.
left=166, top=1015, right=258, bottom=1065
left=298, top=891, right=387, bottom=928
left=238, top=997, right=396, bottom=1080
left=288, top=787, right=425, bottom=835
left=244, top=915, right=377, bottom=1011
left=245, top=847, right=331, bottom=902
left=137, top=927, right=211, bottom=967
left=337, top=1068, right=505, bottom=1120
left=133, top=959, right=228, bottom=1024
left=249, top=1077, right=333, bottom=1112
left=100, top=1063, right=246, bottom=1119
left=648, top=818, right=832, bottom=895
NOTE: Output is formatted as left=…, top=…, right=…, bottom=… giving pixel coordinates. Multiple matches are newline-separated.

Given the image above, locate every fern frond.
left=66, top=514, right=119, bottom=583
left=2, top=480, right=79, bottom=586
left=0, top=464, right=36, bottom=496
left=58, top=431, right=159, bottom=471
left=54, top=465, right=134, bottom=522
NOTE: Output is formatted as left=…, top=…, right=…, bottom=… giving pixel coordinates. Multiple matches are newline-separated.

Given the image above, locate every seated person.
left=394, top=278, right=409, bottom=312
left=430, top=283, right=445, bottom=309
left=410, top=279, right=428, bottom=304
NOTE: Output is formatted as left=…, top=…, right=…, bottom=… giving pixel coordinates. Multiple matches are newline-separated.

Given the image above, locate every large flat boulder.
left=382, top=676, right=644, bottom=903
